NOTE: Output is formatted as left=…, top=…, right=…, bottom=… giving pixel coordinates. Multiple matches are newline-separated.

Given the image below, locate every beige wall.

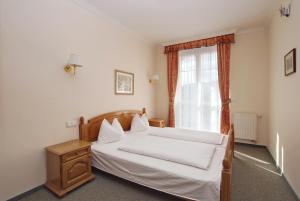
left=153, top=46, right=168, bottom=120
left=268, top=0, right=300, bottom=196
left=0, top=0, right=155, bottom=200
left=231, top=28, right=270, bottom=145
left=154, top=29, right=270, bottom=145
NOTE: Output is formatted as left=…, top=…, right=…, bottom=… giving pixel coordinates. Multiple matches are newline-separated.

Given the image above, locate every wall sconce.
left=149, top=74, right=159, bottom=83
left=280, top=1, right=291, bottom=17
left=64, top=54, right=82, bottom=75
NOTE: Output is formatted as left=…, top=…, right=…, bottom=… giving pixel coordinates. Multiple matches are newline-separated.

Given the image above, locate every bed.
left=79, top=108, right=234, bottom=201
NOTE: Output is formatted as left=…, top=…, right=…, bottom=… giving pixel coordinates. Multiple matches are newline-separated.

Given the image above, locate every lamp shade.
left=68, top=54, right=81, bottom=65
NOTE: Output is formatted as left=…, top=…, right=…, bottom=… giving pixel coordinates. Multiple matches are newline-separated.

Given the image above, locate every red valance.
left=164, top=33, right=235, bottom=54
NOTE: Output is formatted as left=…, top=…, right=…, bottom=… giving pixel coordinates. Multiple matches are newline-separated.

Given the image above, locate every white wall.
left=268, top=0, right=300, bottom=196
left=154, top=29, right=270, bottom=145
left=0, top=0, right=155, bottom=200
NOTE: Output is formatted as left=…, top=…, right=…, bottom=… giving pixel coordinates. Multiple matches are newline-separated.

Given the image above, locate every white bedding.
left=92, top=127, right=228, bottom=201
left=119, top=135, right=216, bottom=170
left=149, top=127, right=224, bottom=145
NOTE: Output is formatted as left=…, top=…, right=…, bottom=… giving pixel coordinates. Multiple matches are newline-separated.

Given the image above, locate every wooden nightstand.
left=149, top=118, right=165, bottom=128
left=45, top=140, right=95, bottom=197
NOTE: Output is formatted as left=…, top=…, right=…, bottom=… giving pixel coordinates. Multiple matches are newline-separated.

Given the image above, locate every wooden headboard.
left=79, top=108, right=146, bottom=142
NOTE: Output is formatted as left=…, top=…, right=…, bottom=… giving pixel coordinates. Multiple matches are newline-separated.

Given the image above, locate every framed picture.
left=115, top=70, right=134, bottom=95
left=284, top=48, right=296, bottom=76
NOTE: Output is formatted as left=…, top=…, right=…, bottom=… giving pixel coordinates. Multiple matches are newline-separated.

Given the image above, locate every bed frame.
left=79, top=108, right=234, bottom=201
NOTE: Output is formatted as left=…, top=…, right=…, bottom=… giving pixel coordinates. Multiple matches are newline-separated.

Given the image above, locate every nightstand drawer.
left=62, top=147, right=90, bottom=163
left=149, top=118, right=165, bottom=128
left=150, top=121, right=165, bottom=127
left=62, top=154, right=91, bottom=188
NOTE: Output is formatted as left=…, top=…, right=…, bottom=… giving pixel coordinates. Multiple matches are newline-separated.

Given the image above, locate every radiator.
left=233, top=113, right=257, bottom=141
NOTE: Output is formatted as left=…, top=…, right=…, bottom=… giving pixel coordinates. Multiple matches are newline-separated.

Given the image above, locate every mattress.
left=91, top=127, right=228, bottom=201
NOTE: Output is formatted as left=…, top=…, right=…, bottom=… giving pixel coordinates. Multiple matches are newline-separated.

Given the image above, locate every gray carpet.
left=14, top=143, right=298, bottom=201
left=232, top=143, right=298, bottom=201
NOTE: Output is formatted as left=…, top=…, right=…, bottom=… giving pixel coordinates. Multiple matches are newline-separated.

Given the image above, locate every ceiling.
left=84, top=0, right=279, bottom=44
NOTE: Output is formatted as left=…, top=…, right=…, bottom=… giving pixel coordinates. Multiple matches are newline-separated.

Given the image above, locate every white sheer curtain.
left=175, top=45, right=221, bottom=132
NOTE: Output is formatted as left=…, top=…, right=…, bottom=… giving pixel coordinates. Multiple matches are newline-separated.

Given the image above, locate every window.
left=175, top=45, right=221, bottom=132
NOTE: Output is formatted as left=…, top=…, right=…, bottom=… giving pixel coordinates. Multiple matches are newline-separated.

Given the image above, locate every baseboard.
left=265, top=147, right=300, bottom=201
left=235, top=141, right=267, bottom=148
left=235, top=139, right=266, bottom=147
left=7, top=185, right=44, bottom=201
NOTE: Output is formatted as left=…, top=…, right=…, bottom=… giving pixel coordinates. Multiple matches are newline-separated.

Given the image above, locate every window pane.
left=175, top=46, right=221, bottom=132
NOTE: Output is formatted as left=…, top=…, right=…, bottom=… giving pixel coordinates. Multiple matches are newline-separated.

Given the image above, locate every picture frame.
left=284, top=48, right=296, bottom=76
left=115, top=70, right=134, bottom=95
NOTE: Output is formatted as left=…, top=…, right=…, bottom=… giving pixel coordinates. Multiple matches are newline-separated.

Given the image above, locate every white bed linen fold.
left=149, top=127, right=224, bottom=145
left=119, top=136, right=215, bottom=170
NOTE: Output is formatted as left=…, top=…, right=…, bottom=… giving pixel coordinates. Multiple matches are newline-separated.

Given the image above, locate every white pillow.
left=112, top=118, right=125, bottom=135
left=141, top=113, right=150, bottom=127
left=98, top=119, right=123, bottom=144
left=130, top=114, right=149, bottom=132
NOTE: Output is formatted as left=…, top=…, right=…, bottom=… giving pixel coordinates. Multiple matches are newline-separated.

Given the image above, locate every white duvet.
left=92, top=128, right=229, bottom=201
left=119, top=135, right=216, bottom=170
left=149, top=127, right=224, bottom=145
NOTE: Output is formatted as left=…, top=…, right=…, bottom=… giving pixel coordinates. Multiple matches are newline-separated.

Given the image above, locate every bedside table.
left=45, top=140, right=95, bottom=197
left=149, top=118, right=165, bottom=128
